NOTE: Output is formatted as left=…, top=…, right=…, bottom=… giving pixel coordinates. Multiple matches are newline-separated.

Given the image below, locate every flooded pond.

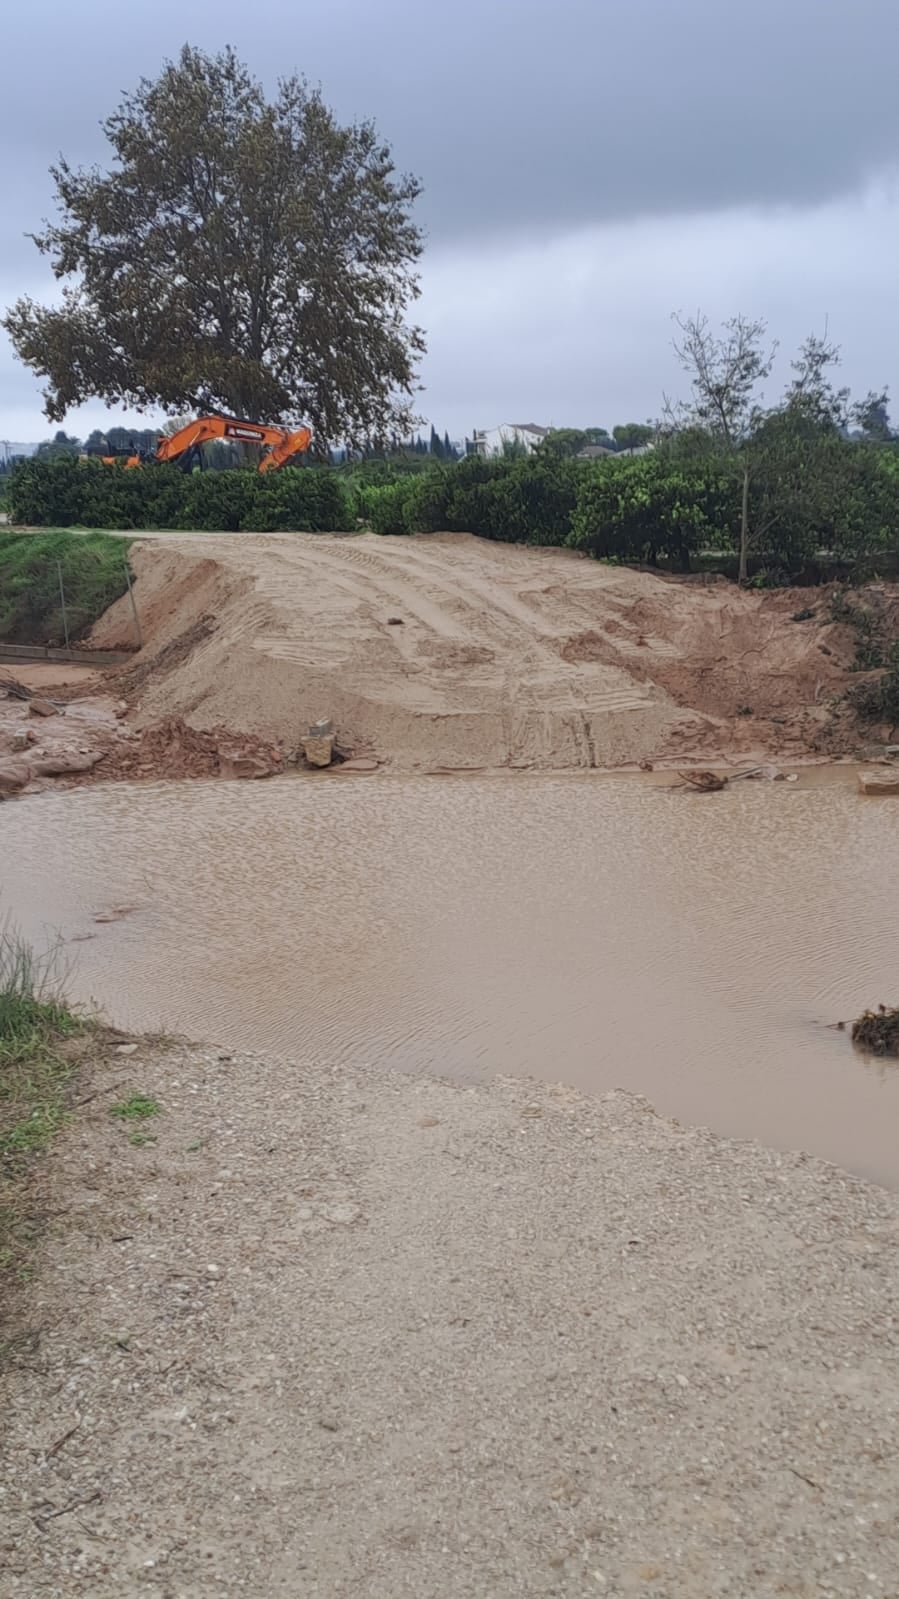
left=3, top=771, right=899, bottom=1185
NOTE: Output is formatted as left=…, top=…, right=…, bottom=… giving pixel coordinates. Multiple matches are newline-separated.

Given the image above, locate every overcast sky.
left=2, top=0, right=898, bottom=442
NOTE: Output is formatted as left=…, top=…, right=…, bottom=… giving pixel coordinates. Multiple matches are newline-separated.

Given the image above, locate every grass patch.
left=111, top=1095, right=160, bottom=1121
left=0, top=931, right=81, bottom=1159
left=0, top=529, right=132, bottom=646
left=0, top=927, right=86, bottom=1275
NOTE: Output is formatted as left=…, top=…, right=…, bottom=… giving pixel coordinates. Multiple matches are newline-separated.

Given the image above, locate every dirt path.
left=2, top=1041, right=897, bottom=1598
left=87, top=532, right=875, bottom=771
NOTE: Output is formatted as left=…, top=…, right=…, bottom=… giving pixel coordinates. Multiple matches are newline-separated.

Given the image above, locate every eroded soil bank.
left=5, top=531, right=896, bottom=792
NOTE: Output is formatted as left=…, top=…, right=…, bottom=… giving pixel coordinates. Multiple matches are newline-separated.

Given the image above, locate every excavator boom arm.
left=156, top=415, right=312, bottom=472
left=155, top=415, right=288, bottom=463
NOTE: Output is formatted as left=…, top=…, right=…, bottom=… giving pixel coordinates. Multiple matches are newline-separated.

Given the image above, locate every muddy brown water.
left=3, top=771, right=899, bottom=1186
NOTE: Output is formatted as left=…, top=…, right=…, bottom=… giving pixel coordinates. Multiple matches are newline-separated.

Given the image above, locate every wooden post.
left=739, top=465, right=750, bottom=586
left=124, top=559, right=143, bottom=650
left=56, top=561, right=70, bottom=651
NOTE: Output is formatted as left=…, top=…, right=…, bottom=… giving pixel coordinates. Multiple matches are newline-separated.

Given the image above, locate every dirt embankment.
left=6, top=532, right=897, bottom=788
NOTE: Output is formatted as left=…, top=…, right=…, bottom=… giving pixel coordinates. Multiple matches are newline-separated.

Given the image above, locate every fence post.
left=56, top=561, right=70, bottom=651
left=123, top=559, right=143, bottom=650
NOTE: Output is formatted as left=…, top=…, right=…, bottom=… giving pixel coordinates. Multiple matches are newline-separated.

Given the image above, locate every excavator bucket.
left=259, top=427, right=313, bottom=472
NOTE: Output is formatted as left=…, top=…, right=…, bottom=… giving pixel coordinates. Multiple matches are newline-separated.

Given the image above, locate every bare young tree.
left=668, top=312, right=777, bottom=582
left=785, top=329, right=849, bottom=430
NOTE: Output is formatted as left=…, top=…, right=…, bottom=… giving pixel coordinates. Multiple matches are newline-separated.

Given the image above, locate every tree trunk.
left=739, top=464, right=750, bottom=585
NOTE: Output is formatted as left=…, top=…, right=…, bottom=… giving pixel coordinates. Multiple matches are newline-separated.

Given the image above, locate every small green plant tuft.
left=111, top=1095, right=160, bottom=1121
left=848, top=640, right=899, bottom=723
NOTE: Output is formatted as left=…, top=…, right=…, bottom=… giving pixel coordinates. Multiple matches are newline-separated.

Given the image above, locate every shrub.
left=7, top=458, right=354, bottom=533
left=355, top=481, right=412, bottom=534
left=441, top=455, right=577, bottom=545
left=569, top=453, right=736, bottom=569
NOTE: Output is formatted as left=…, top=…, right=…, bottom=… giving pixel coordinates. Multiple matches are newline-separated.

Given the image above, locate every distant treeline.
left=4, top=420, right=658, bottom=473
left=9, top=428, right=899, bottom=584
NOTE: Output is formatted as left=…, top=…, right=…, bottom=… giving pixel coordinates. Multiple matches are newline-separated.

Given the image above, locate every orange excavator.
left=85, top=414, right=313, bottom=472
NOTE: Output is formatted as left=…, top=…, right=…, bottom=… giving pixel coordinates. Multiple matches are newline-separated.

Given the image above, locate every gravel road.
left=2, top=1042, right=898, bottom=1598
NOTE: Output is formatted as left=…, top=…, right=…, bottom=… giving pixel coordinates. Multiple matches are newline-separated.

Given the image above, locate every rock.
left=302, top=733, right=335, bottom=768
left=885, top=746, right=899, bottom=758
left=334, top=757, right=379, bottom=774
left=115, top=1042, right=139, bottom=1056
left=0, top=757, right=30, bottom=797
left=217, top=746, right=276, bottom=780
left=28, top=697, right=59, bottom=718
left=30, top=751, right=103, bottom=777
left=858, top=770, right=899, bottom=796
left=745, top=764, right=785, bottom=781
left=678, top=769, right=727, bottom=792
left=10, top=730, right=29, bottom=753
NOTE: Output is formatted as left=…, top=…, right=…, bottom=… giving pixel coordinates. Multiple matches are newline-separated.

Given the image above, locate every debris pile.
left=851, top=1006, right=899, bottom=1057
left=96, top=718, right=284, bottom=784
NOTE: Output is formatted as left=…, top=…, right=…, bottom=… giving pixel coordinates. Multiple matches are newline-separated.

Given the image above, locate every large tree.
left=3, top=46, right=425, bottom=449
left=611, top=422, right=654, bottom=450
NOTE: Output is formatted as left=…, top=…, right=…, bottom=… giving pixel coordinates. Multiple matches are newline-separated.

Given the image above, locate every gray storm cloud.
left=3, top=0, right=897, bottom=254
left=1, top=0, right=898, bottom=436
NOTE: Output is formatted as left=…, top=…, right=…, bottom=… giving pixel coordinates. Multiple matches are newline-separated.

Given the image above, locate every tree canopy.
left=611, top=422, right=654, bottom=450
left=3, top=45, right=425, bottom=449
left=664, top=311, right=892, bottom=581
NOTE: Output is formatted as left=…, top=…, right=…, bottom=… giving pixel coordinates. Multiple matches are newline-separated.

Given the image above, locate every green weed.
left=0, top=926, right=85, bottom=1277
left=111, top=1095, right=160, bottom=1121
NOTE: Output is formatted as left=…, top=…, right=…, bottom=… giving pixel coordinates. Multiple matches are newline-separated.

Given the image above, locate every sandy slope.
left=90, top=532, right=871, bottom=769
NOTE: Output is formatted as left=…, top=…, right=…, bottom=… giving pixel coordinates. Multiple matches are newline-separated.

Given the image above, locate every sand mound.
left=88, top=532, right=883, bottom=770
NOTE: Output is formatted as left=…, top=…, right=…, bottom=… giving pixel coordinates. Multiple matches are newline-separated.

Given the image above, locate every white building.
left=471, top=423, right=549, bottom=457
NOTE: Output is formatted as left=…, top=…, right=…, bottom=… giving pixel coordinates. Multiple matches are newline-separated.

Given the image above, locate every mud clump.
left=851, top=1005, right=899, bottom=1057
left=91, top=717, right=283, bottom=784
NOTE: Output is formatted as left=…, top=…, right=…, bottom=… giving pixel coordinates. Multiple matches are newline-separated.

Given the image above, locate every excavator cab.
left=82, top=441, right=144, bottom=468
